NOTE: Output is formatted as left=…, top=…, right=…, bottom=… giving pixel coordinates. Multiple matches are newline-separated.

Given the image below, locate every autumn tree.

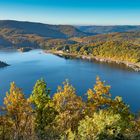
left=4, top=82, right=35, bottom=140
left=86, top=76, right=111, bottom=115
left=53, top=80, right=85, bottom=138
left=0, top=114, right=13, bottom=140
left=77, top=110, right=128, bottom=140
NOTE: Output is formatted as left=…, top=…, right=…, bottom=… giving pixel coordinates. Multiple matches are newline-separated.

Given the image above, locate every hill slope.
left=70, top=32, right=140, bottom=45
left=48, top=32, right=140, bottom=71
left=0, top=20, right=87, bottom=38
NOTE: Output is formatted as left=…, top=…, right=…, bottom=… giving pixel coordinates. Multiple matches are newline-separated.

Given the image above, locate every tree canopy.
left=0, top=77, right=139, bottom=140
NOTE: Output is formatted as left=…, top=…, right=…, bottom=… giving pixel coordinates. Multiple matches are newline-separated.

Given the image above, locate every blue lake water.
left=0, top=49, right=140, bottom=112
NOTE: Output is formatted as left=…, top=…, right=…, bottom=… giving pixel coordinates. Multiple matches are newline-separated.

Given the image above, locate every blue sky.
left=0, top=0, right=140, bottom=25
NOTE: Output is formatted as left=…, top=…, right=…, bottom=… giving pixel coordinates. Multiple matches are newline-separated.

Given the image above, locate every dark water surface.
left=0, top=49, right=140, bottom=112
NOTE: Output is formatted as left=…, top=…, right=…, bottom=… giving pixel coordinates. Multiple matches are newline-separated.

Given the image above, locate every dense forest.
left=50, top=40, right=140, bottom=63
left=44, top=32, right=140, bottom=69
left=0, top=77, right=140, bottom=140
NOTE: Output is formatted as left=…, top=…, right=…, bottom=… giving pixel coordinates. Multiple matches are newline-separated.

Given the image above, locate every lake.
left=0, top=49, right=140, bottom=112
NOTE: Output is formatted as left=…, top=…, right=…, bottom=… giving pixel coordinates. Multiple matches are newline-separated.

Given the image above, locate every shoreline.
left=44, top=50, right=140, bottom=72
left=17, top=47, right=32, bottom=52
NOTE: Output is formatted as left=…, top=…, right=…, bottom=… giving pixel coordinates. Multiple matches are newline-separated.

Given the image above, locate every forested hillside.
left=70, top=32, right=140, bottom=45
left=0, top=20, right=87, bottom=38
left=0, top=20, right=87, bottom=48
left=0, top=77, right=139, bottom=140
left=46, top=32, right=140, bottom=70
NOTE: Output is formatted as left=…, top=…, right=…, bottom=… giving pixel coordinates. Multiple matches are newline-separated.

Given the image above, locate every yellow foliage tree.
left=53, top=80, right=85, bottom=135
left=4, top=82, right=35, bottom=140
left=86, top=76, right=111, bottom=114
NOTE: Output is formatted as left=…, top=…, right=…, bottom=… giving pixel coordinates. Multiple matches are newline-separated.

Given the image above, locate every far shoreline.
left=44, top=50, right=140, bottom=72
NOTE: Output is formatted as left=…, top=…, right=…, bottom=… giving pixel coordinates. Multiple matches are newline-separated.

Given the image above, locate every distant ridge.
left=0, top=20, right=87, bottom=38
left=1, top=20, right=140, bottom=49
left=76, top=25, right=140, bottom=34
left=1, top=20, right=140, bottom=39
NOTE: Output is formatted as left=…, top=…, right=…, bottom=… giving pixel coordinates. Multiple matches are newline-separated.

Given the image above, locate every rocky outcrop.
left=0, top=61, right=9, bottom=68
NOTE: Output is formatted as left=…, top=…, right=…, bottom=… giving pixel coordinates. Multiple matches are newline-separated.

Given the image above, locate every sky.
left=0, top=0, right=140, bottom=25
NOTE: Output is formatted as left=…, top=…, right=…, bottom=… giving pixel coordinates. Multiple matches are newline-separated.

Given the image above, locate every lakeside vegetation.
left=49, top=41, right=140, bottom=63
left=0, top=77, right=140, bottom=140
left=41, top=32, right=140, bottom=71
left=46, top=40, right=140, bottom=71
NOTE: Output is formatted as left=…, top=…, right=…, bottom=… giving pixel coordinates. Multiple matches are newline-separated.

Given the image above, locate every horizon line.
left=0, top=19, right=140, bottom=26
